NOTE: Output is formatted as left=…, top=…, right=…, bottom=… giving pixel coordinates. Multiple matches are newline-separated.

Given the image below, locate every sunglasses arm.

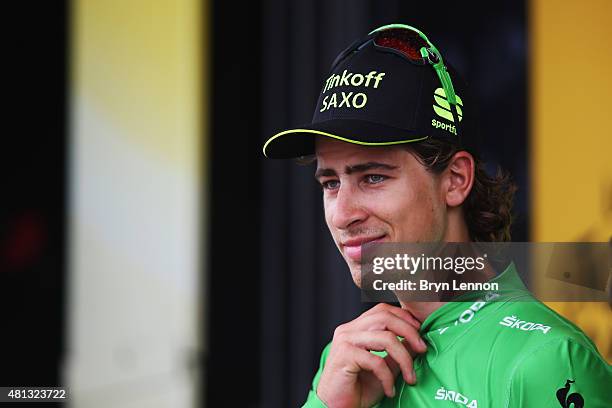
left=430, top=57, right=463, bottom=139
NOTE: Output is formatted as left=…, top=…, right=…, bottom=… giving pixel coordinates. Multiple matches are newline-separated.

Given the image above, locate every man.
left=263, top=24, right=610, bottom=407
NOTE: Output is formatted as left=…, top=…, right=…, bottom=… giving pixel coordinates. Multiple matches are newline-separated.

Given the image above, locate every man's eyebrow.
left=314, top=168, right=337, bottom=180
left=314, top=162, right=398, bottom=180
left=345, top=162, right=398, bottom=174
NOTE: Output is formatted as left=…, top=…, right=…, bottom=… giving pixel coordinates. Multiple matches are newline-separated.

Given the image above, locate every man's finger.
left=361, top=303, right=421, bottom=329
left=351, top=311, right=428, bottom=354
left=346, top=330, right=416, bottom=385
left=350, top=346, right=397, bottom=398
left=384, top=306, right=422, bottom=329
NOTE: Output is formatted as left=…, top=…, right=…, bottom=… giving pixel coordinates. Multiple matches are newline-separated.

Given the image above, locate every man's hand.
left=316, top=303, right=427, bottom=408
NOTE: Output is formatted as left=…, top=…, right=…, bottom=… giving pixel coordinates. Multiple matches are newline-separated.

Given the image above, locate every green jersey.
left=303, top=263, right=611, bottom=407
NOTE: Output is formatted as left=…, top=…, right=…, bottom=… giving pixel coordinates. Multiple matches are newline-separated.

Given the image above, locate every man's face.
left=315, top=137, right=447, bottom=286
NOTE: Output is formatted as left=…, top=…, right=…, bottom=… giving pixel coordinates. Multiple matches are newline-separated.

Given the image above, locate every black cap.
left=263, top=24, right=478, bottom=159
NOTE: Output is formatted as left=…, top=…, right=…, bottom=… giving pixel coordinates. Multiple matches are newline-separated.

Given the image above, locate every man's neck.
left=398, top=210, right=473, bottom=323
left=399, top=301, right=446, bottom=324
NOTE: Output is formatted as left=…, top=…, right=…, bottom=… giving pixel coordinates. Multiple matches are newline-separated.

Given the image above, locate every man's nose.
left=331, top=183, right=367, bottom=230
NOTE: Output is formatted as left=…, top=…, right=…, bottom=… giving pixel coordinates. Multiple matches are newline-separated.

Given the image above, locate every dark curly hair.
left=404, top=139, right=516, bottom=242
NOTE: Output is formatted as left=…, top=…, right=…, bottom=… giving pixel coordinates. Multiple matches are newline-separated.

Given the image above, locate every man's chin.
left=348, top=264, right=362, bottom=288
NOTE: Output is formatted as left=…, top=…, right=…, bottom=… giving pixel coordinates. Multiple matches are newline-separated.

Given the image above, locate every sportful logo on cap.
left=432, top=88, right=463, bottom=136
left=433, top=88, right=463, bottom=122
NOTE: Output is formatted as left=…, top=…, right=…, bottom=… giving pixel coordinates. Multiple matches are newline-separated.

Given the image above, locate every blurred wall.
left=531, top=0, right=612, bottom=361
left=66, top=0, right=207, bottom=406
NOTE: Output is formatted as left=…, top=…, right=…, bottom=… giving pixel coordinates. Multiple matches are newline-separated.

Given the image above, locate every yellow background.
left=532, top=0, right=612, bottom=361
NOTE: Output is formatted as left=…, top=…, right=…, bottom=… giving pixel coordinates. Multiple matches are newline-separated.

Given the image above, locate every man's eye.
left=321, top=180, right=340, bottom=190
left=365, top=174, right=387, bottom=184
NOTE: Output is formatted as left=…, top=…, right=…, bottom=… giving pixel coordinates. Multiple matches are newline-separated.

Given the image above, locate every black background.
left=1, top=1, right=67, bottom=399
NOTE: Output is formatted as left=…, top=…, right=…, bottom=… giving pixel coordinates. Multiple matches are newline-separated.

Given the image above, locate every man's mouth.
left=341, top=235, right=387, bottom=262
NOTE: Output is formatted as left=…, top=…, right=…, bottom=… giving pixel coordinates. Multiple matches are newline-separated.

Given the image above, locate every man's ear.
left=444, top=151, right=475, bottom=207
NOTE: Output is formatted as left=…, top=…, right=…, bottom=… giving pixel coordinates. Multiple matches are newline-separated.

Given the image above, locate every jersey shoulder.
left=489, top=299, right=611, bottom=407
left=502, top=320, right=611, bottom=407
left=491, top=296, right=604, bottom=355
